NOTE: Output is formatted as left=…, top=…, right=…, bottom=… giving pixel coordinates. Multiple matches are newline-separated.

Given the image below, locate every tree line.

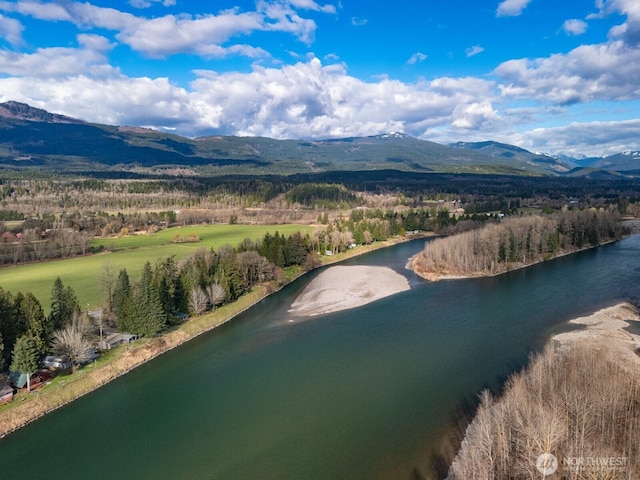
left=0, top=227, right=91, bottom=265
left=284, top=183, right=359, bottom=209
left=1, top=229, right=317, bottom=389
left=413, top=209, right=625, bottom=278
left=0, top=204, right=441, bottom=267
left=104, top=231, right=317, bottom=336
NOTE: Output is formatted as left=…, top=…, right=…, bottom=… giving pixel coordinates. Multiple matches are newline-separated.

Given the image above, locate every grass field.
left=0, top=224, right=314, bottom=312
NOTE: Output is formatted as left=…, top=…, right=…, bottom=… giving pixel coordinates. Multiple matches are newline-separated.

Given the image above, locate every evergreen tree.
left=284, top=232, right=309, bottom=267
left=49, top=277, right=80, bottom=330
left=16, top=292, right=50, bottom=347
left=10, top=335, right=40, bottom=391
left=0, top=287, right=20, bottom=369
left=215, top=248, right=245, bottom=301
left=131, top=262, right=166, bottom=337
left=153, top=256, right=182, bottom=319
left=113, top=269, right=132, bottom=332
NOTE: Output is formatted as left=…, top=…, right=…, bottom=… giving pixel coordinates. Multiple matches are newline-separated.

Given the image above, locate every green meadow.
left=0, top=224, right=313, bottom=312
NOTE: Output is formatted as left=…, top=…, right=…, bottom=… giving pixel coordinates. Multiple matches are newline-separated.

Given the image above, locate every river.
left=1, top=236, right=639, bottom=480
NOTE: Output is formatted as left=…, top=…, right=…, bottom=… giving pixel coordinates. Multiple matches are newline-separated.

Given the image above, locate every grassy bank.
left=0, top=232, right=429, bottom=438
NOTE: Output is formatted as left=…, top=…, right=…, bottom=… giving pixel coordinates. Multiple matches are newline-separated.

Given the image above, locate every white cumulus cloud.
left=0, top=13, right=23, bottom=46
left=351, top=17, right=367, bottom=26
left=495, top=40, right=640, bottom=104
left=496, top=0, right=533, bottom=17
left=517, top=119, right=640, bottom=157
left=465, top=45, right=484, bottom=57
left=407, top=52, right=427, bottom=64
left=0, top=1, right=74, bottom=22
left=0, top=34, right=115, bottom=78
left=129, top=0, right=176, bottom=9
left=187, top=59, right=499, bottom=139
left=0, top=0, right=333, bottom=58
left=562, top=19, right=588, bottom=36
left=452, top=101, right=499, bottom=129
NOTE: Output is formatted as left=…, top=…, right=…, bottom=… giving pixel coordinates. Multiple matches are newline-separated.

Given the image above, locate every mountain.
left=0, top=101, right=83, bottom=124
left=449, top=140, right=572, bottom=174
left=0, top=101, right=629, bottom=177
left=592, top=151, right=640, bottom=172
left=556, top=153, right=603, bottom=168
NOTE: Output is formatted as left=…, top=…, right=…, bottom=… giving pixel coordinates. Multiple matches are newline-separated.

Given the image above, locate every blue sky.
left=0, top=0, right=639, bottom=157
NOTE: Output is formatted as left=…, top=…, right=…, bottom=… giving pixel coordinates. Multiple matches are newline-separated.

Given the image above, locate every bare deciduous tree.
left=447, top=340, right=640, bottom=480
left=414, top=211, right=622, bottom=279
left=189, top=287, right=208, bottom=316
left=101, top=261, right=117, bottom=314
left=206, top=283, right=225, bottom=309
left=50, top=313, right=93, bottom=371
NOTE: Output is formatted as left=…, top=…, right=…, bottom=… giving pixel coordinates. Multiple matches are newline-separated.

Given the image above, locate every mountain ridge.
left=0, top=101, right=634, bottom=176
left=0, top=101, right=84, bottom=124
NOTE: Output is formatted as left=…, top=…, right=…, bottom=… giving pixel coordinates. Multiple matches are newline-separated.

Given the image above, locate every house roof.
left=9, top=371, right=27, bottom=389
left=104, top=332, right=138, bottom=344
left=0, top=384, right=12, bottom=396
left=44, top=355, right=70, bottom=363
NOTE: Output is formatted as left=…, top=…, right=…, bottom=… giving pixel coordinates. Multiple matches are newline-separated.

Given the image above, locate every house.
left=43, top=355, right=72, bottom=371
left=98, top=332, right=139, bottom=350
left=0, top=384, right=13, bottom=404
left=9, top=370, right=54, bottom=391
left=79, top=349, right=100, bottom=365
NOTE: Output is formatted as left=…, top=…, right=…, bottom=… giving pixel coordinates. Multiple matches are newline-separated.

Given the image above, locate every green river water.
left=1, top=236, right=639, bottom=480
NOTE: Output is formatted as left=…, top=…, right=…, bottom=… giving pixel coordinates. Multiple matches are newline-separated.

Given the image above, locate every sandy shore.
left=288, top=265, right=410, bottom=317
left=552, top=302, right=640, bottom=365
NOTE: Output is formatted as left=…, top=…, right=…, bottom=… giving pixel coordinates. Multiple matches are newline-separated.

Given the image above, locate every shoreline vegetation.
left=410, top=209, right=625, bottom=281
left=0, top=233, right=427, bottom=438
left=445, top=302, right=640, bottom=479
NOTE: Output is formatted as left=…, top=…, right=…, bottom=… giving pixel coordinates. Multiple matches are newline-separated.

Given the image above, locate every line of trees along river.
left=0, top=237, right=638, bottom=480
left=413, top=209, right=623, bottom=279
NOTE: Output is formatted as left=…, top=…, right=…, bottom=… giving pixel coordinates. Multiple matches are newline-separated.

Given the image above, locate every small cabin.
left=9, top=370, right=55, bottom=391
left=98, top=332, right=139, bottom=350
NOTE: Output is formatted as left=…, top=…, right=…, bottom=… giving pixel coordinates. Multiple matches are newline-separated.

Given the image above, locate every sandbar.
left=288, top=265, right=410, bottom=317
left=553, top=302, right=640, bottom=365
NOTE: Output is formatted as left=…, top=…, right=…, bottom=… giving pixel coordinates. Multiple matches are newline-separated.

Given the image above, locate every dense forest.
left=412, top=209, right=625, bottom=279
left=2, top=172, right=640, bottom=217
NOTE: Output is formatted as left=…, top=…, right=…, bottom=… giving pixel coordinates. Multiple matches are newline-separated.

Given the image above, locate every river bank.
left=410, top=237, right=622, bottom=282
left=552, top=302, right=640, bottom=364
left=446, top=302, right=640, bottom=479
left=0, top=233, right=429, bottom=438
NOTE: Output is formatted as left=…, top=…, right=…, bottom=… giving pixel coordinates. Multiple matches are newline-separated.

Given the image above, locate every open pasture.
left=0, top=224, right=313, bottom=311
